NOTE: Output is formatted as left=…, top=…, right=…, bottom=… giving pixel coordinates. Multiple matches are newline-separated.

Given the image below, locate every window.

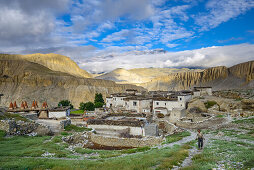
left=156, top=102, right=159, bottom=105
left=179, top=98, right=182, bottom=101
left=133, top=101, right=137, bottom=106
left=165, top=103, right=166, bottom=106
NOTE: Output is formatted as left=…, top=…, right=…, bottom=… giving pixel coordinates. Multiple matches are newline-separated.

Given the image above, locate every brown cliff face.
left=0, top=59, right=144, bottom=108
left=0, top=53, right=92, bottom=78
left=140, top=61, right=253, bottom=91
left=229, top=61, right=254, bottom=82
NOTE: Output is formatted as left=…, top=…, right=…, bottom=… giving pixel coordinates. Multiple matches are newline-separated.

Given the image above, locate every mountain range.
left=0, top=53, right=253, bottom=108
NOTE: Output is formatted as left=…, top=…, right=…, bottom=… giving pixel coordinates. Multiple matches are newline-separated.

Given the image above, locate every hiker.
left=196, top=129, right=204, bottom=149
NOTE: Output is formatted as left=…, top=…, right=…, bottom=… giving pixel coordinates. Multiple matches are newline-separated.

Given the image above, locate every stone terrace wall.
left=175, top=116, right=226, bottom=129
left=87, top=119, right=144, bottom=127
left=91, top=134, right=163, bottom=147
left=0, top=120, right=10, bottom=132
left=105, top=113, right=146, bottom=118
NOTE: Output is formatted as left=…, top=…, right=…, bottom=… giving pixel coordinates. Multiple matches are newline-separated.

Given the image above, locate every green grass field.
left=0, top=129, right=192, bottom=170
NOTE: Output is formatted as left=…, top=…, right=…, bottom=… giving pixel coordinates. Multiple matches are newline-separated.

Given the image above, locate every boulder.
left=187, top=99, right=207, bottom=113
left=241, top=99, right=254, bottom=111
left=34, top=124, right=53, bottom=136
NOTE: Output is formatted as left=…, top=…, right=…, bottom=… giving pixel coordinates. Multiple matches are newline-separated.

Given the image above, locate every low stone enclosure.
left=175, top=116, right=226, bottom=129
left=0, top=119, right=52, bottom=136
left=90, top=133, right=163, bottom=148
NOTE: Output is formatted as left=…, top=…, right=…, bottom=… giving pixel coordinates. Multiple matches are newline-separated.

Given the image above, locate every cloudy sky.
left=0, top=0, right=254, bottom=73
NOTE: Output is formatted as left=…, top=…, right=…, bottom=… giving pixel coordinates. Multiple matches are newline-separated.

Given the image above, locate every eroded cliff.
left=0, top=53, right=92, bottom=78
left=139, top=61, right=254, bottom=91
left=0, top=59, right=144, bottom=108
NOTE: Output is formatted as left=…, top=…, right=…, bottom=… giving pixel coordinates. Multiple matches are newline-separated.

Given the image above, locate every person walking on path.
left=196, top=129, right=204, bottom=149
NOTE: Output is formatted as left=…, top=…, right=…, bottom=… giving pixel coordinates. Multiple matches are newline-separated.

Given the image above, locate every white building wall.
left=106, top=98, right=113, bottom=108
left=48, top=111, right=66, bottom=118
left=87, top=125, right=144, bottom=136
left=112, top=96, right=126, bottom=107
left=154, top=108, right=168, bottom=115
left=126, top=99, right=152, bottom=113
left=153, top=100, right=185, bottom=112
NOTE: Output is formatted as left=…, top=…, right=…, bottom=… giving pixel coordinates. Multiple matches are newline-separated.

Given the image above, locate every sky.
left=0, top=0, right=254, bottom=73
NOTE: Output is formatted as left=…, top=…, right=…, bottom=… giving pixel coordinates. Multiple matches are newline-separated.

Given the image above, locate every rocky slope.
left=0, top=59, right=144, bottom=108
left=0, top=53, right=92, bottom=78
left=96, top=67, right=203, bottom=84
left=140, top=61, right=254, bottom=91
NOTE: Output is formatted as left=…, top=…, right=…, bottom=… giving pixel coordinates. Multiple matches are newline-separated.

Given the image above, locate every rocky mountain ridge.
left=96, top=60, right=253, bottom=91
left=0, top=58, right=144, bottom=108
left=0, top=53, right=92, bottom=78
left=139, top=61, right=254, bottom=91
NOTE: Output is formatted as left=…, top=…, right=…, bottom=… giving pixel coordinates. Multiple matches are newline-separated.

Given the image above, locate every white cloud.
left=195, top=0, right=254, bottom=31
left=77, top=44, right=254, bottom=73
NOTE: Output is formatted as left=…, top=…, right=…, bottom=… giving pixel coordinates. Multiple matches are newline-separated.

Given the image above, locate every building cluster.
left=106, top=87, right=212, bottom=122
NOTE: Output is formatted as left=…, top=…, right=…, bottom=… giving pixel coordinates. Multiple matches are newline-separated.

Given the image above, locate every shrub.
left=79, top=102, right=86, bottom=110
left=157, top=113, right=165, bottom=118
left=58, top=100, right=73, bottom=109
left=85, top=102, right=95, bottom=111
left=204, top=100, right=217, bottom=109
left=79, top=102, right=95, bottom=111
left=94, top=102, right=104, bottom=108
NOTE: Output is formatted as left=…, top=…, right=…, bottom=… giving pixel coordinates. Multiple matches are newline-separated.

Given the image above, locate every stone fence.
left=103, top=113, right=146, bottom=118
left=175, top=116, right=226, bottom=129
left=87, top=119, right=144, bottom=127
left=60, top=118, right=71, bottom=129
left=0, top=119, right=52, bottom=136
left=90, top=133, right=163, bottom=148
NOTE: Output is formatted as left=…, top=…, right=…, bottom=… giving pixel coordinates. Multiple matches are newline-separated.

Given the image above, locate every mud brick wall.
left=91, top=133, right=163, bottom=147
left=87, top=119, right=144, bottom=127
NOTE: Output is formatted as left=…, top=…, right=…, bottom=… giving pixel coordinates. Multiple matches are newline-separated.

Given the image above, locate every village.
left=1, top=86, right=229, bottom=147
left=0, top=87, right=254, bottom=169
left=1, top=86, right=254, bottom=169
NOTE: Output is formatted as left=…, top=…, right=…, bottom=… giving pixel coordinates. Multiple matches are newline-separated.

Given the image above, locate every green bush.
left=58, top=100, right=73, bottom=109
left=204, top=100, right=217, bottom=109
left=79, top=102, right=95, bottom=111
left=94, top=102, right=104, bottom=108
left=85, top=102, right=95, bottom=111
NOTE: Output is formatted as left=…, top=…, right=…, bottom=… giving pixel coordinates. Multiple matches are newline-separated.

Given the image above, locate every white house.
left=152, top=94, right=192, bottom=115
left=193, top=87, right=212, bottom=96
left=124, top=97, right=152, bottom=113
left=48, top=107, right=70, bottom=119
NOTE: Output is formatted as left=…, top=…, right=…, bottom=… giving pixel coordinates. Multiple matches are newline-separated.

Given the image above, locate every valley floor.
left=0, top=117, right=253, bottom=170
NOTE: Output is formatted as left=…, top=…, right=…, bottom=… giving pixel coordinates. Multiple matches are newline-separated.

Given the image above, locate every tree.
left=94, top=102, right=104, bottom=108
left=85, top=102, right=95, bottom=111
left=58, top=100, right=73, bottom=109
left=79, top=102, right=86, bottom=110
left=94, top=93, right=104, bottom=104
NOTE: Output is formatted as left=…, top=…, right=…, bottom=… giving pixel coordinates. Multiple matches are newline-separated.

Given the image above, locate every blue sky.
left=0, top=0, right=254, bottom=73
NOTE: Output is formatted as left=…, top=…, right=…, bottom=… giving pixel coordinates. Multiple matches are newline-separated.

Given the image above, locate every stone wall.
left=0, top=119, right=52, bottom=136
left=87, top=119, right=144, bottom=127
left=90, top=133, right=163, bottom=147
left=88, top=124, right=143, bottom=136
left=0, top=120, right=10, bottom=132
left=60, top=118, right=71, bottom=129
left=144, top=123, right=158, bottom=136
left=175, top=116, right=226, bottom=129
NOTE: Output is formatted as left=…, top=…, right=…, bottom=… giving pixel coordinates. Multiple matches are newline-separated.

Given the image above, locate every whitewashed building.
left=124, top=97, right=152, bottom=113
left=193, top=87, right=212, bottom=96
left=48, top=107, right=70, bottom=119
left=152, top=94, right=192, bottom=115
